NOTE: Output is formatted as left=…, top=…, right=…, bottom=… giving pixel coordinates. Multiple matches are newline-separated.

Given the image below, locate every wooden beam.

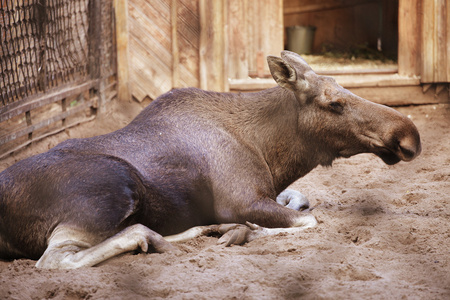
left=420, top=0, right=450, bottom=83
left=229, top=79, right=448, bottom=106
left=88, top=0, right=102, bottom=80
left=347, top=85, right=448, bottom=106
left=227, top=0, right=248, bottom=80
left=0, top=97, right=97, bottom=145
left=199, top=0, right=228, bottom=91
left=171, top=0, right=180, bottom=88
left=284, top=0, right=377, bottom=15
left=0, top=114, right=96, bottom=160
left=0, top=80, right=99, bottom=122
left=436, top=0, right=448, bottom=82
left=398, top=0, right=420, bottom=77
left=448, top=0, right=450, bottom=81
left=421, top=0, right=435, bottom=82
left=114, top=0, right=131, bottom=101
left=229, top=74, right=421, bottom=91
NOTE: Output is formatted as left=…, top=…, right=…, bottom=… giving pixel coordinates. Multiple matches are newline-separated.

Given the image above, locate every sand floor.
left=0, top=98, right=449, bottom=300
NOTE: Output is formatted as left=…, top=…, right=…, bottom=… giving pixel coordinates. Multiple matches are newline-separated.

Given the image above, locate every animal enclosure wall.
left=0, top=0, right=117, bottom=157
left=124, top=0, right=283, bottom=102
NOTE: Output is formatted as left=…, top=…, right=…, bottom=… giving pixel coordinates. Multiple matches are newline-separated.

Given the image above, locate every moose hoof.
left=125, top=224, right=177, bottom=253
left=276, top=189, right=309, bottom=211
left=205, top=223, right=264, bottom=246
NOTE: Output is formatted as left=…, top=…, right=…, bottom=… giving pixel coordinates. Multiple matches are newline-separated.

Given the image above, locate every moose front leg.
left=216, top=192, right=317, bottom=228
left=164, top=213, right=317, bottom=247
left=36, top=224, right=176, bottom=269
left=205, top=195, right=318, bottom=246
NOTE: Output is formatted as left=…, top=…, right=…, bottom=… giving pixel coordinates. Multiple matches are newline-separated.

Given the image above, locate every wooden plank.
left=128, top=0, right=172, bottom=100
left=246, top=2, right=257, bottom=75
left=284, top=0, right=377, bottom=14
left=114, top=0, right=131, bottom=101
left=229, top=74, right=421, bottom=91
left=436, top=0, right=448, bottom=82
left=88, top=0, right=102, bottom=80
left=332, top=74, right=421, bottom=88
left=248, top=0, right=283, bottom=77
left=127, top=0, right=200, bottom=98
left=347, top=85, right=448, bottom=106
left=228, top=0, right=248, bottom=79
left=199, top=0, right=227, bottom=91
left=421, top=0, right=435, bottom=83
left=421, top=0, right=450, bottom=83
left=177, top=0, right=200, bottom=88
left=0, top=115, right=96, bottom=160
left=447, top=0, right=450, bottom=82
left=0, top=97, right=97, bottom=145
left=316, top=68, right=398, bottom=75
left=0, top=80, right=98, bottom=122
left=178, top=63, right=198, bottom=87
left=171, top=0, right=180, bottom=88
left=229, top=81, right=447, bottom=106
left=129, top=0, right=172, bottom=100
left=264, top=0, right=284, bottom=59
left=398, top=0, right=420, bottom=77
left=130, top=37, right=172, bottom=100
left=229, top=78, right=277, bottom=90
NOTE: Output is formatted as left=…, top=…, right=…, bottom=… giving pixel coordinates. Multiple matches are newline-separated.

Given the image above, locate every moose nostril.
left=398, top=137, right=421, bottom=161
left=399, top=144, right=416, bottom=160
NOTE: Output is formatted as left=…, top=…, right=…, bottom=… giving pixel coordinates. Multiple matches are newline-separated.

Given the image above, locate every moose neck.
left=232, top=87, right=325, bottom=193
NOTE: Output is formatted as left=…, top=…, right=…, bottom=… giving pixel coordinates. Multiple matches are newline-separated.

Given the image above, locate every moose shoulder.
left=0, top=51, right=421, bottom=269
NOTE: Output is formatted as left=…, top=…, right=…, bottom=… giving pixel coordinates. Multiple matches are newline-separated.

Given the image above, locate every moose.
left=0, top=51, right=421, bottom=269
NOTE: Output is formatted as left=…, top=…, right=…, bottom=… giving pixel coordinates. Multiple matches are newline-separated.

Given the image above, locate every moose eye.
left=329, top=101, right=344, bottom=113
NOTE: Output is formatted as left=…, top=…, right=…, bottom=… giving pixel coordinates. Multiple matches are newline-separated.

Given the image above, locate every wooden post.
left=421, top=0, right=450, bottom=83
left=88, top=0, right=101, bottom=80
left=421, top=0, right=435, bottom=83
left=228, top=0, right=248, bottom=80
left=398, top=0, right=420, bottom=77
left=114, top=0, right=131, bottom=101
left=435, top=0, right=448, bottom=82
left=199, top=0, right=228, bottom=92
left=245, top=0, right=283, bottom=77
left=171, top=0, right=179, bottom=89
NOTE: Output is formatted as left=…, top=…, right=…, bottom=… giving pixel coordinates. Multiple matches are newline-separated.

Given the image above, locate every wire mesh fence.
left=0, top=0, right=116, bottom=157
left=0, top=0, right=91, bottom=106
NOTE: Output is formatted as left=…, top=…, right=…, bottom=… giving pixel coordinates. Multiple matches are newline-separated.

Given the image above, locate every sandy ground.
left=0, top=98, right=449, bottom=300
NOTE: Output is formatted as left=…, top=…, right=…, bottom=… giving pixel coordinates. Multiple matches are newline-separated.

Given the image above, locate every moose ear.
left=267, top=53, right=309, bottom=92
left=280, top=50, right=313, bottom=75
left=267, top=56, right=297, bottom=89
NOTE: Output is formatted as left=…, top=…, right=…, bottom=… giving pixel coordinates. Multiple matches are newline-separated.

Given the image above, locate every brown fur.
left=0, top=51, right=421, bottom=268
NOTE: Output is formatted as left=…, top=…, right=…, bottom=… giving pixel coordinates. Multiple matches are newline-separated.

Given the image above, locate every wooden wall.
left=116, top=0, right=450, bottom=104
left=398, top=0, right=450, bottom=83
left=119, top=0, right=283, bottom=101
left=229, top=0, right=284, bottom=79
left=126, top=0, right=200, bottom=102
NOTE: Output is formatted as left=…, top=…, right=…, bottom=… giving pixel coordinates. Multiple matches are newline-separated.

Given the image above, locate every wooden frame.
left=115, top=0, right=131, bottom=101
left=199, top=0, right=228, bottom=92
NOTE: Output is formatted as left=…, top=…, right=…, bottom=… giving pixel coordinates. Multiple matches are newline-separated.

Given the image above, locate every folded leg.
left=164, top=212, right=317, bottom=247
left=36, top=223, right=176, bottom=269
